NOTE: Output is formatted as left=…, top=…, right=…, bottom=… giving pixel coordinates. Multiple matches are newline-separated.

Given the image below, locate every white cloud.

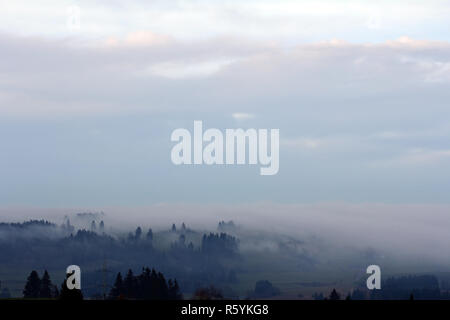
left=146, top=58, right=237, bottom=79
left=231, top=112, right=255, bottom=120
left=1, top=34, right=450, bottom=121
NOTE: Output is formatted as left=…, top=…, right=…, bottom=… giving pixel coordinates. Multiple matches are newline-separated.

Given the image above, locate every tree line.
left=109, top=267, right=182, bottom=300
left=22, top=267, right=182, bottom=300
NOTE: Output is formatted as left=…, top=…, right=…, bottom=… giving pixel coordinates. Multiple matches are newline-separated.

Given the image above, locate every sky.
left=1, top=1, right=450, bottom=207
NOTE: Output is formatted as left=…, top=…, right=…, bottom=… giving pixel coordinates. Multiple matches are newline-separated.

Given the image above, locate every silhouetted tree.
left=23, top=271, right=41, bottom=298
left=109, top=272, right=124, bottom=299
left=99, top=220, right=105, bottom=232
left=171, top=224, right=176, bottom=232
left=329, top=288, right=341, bottom=300
left=135, top=227, right=142, bottom=241
left=201, top=232, right=238, bottom=256
left=123, top=269, right=136, bottom=298
left=111, top=268, right=182, bottom=300
left=90, top=220, right=96, bottom=232
left=168, top=279, right=183, bottom=300
left=62, top=218, right=74, bottom=233
left=40, top=270, right=54, bottom=298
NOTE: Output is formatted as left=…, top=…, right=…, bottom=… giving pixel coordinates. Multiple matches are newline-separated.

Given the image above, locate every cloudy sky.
left=1, top=1, right=450, bottom=207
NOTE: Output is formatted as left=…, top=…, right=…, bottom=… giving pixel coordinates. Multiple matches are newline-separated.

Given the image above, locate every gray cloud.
left=1, top=34, right=450, bottom=120
left=1, top=34, right=450, bottom=205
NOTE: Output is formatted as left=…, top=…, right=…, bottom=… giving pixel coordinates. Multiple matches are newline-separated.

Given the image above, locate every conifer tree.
left=123, top=269, right=135, bottom=298
left=40, top=270, right=54, bottom=298
left=135, top=227, right=142, bottom=241
left=329, top=288, right=341, bottom=300
left=109, top=272, right=124, bottom=299
left=23, top=271, right=41, bottom=298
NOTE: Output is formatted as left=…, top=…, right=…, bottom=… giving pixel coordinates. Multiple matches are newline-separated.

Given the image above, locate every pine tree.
left=109, top=272, right=124, bottom=299
left=135, top=227, right=142, bottom=241
left=40, top=270, right=54, bottom=298
left=66, top=218, right=74, bottom=232
left=23, top=271, right=41, bottom=298
left=108, top=267, right=182, bottom=300
left=329, top=288, right=341, bottom=300
left=168, top=279, right=182, bottom=300
left=123, top=269, right=135, bottom=299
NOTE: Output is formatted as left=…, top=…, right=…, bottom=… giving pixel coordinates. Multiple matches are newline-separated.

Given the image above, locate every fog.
left=1, top=202, right=449, bottom=267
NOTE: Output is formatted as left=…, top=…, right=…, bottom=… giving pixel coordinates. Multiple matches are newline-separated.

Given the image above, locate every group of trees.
left=1, top=220, right=241, bottom=298
left=109, top=267, right=182, bottom=300
left=0, top=220, right=55, bottom=230
left=23, top=270, right=59, bottom=299
left=127, top=226, right=153, bottom=243
left=90, top=220, right=105, bottom=233
left=171, top=223, right=187, bottom=233
left=22, top=270, right=83, bottom=300
left=312, top=289, right=345, bottom=300
left=201, top=233, right=238, bottom=256
left=217, top=220, right=236, bottom=232
left=22, top=267, right=182, bottom=300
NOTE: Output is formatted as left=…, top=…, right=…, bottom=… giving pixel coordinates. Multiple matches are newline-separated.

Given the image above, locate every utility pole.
left=95, top=257, right=112, bottom=300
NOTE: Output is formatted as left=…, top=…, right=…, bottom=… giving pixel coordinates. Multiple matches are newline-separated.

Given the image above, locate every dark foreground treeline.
left=109, top=267, right=182, bottom=300
left=18, top=269, right=450, bottom=301
left=20, top=267, right=183, bottom=300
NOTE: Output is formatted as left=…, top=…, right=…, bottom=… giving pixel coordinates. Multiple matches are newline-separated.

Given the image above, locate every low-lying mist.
left=1, top=202, right=449, bottom=267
